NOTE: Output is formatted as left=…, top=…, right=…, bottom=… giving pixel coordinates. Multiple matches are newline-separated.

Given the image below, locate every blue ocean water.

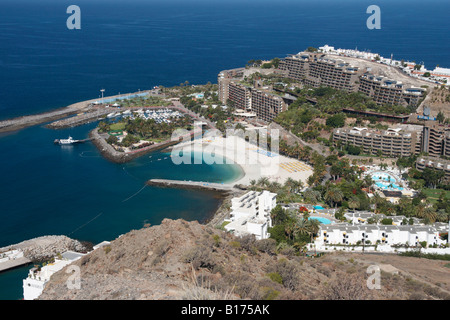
left=0, top=0, right=449, bottom=300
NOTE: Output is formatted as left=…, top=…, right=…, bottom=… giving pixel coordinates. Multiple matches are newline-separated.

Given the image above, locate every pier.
left=46, top=108, right=116, bottom=129
left=0, top=235, right=87, bottom=273
left=0, top=250, right=31, bottom=273
left=146, top=179, right=241, bottom=193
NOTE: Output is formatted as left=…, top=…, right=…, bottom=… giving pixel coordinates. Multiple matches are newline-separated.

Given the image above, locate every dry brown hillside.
left=39, top=219, right=450, bottom=300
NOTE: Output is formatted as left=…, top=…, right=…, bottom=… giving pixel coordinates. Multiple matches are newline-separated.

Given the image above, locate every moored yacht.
left=54, top=136, right=79, bottom=145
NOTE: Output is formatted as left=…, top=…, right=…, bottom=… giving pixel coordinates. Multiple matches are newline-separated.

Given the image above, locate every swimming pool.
left=309, top=217, right=332, bottom=225
left=313, top=205, right=325, bottom=210
left=370, top=172, right=404, bottom=191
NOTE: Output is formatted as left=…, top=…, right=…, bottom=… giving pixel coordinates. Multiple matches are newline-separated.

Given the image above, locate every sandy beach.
left=169, top=134, right=314, bottom=187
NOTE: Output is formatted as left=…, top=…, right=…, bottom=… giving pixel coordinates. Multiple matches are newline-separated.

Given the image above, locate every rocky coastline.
left=0, top=235, right=88, bottom=263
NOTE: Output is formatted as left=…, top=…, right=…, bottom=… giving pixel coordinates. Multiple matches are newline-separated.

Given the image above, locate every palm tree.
left=303, top=188, right=321, bottom=204
left=285, top=220, right=297, bottom=241
left=284, top=177, right=296, bottom=194
left=294, top=217, right=311, bottom=238
left=324, top=187, right=344, bottom=208
left=436, top=209, right=448, bottom=223
left=422, top=207, right=437, bottom=224
left=257, top=177, right=270, bottom=188
left=307, top=218, right=321, bottom=236
left=363, top=175, right=374, bottom=191
left=348, top=196, right=360, bottom=211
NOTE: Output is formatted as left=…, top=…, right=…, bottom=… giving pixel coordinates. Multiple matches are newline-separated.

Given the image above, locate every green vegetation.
left=99, top=114, right=193, bottom=148
left=268, top=205, right=320, bottom=252
left=273, top=86, right=415, bottom=144
left=326, top=113, right=346, bottom=128
left=261, top=58, right=281, bottom=69
left=112, top=95, right=171, bottom=108
left=399, top=251, right=450, bottom=261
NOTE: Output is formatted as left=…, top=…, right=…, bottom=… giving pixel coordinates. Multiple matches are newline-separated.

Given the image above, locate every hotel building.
left=332, top=126, right=422, bottom=157
left=304, top=57, right=361, bottom=92
left=250, top=89, right=287, bottom=123
left=279, top=52, right=426, bottom=106
left=224, top=190, right=277, bottom=240
left=422, top=123, right=450, bottom=157
left=359, top=73, right=426, bottom=106
left=316, top=224, right=445, bottom=248
left=228, top=82, right=252, bottom=111
left=218, top=67, right=245, bottom=104
left=416, top=156, right=450, bottom=183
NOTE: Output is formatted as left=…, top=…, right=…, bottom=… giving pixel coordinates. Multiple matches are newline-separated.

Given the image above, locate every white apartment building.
left=23, top=251, right=85, bottom=300
left=315, top=223, right=447, bottom=249
left=22, top=240, right=111, bottom=300
left=224, top=190, right=277, bottom=240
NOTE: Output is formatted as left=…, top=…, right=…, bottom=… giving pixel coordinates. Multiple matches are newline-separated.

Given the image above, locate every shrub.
left=260, top=287, right=280, bottom=300
left=237, top=234, right=257, bottom=253
left=255, top=238, right=277, bottom=255
left=268, top=259, right=300, bottom=291
left=182, top=246, right=216, bottom=271
left=229, top=241, right=241, bottom=249
left=267, top=272, right=283, bottom=285
left=212, top=234, right=221, bottom=247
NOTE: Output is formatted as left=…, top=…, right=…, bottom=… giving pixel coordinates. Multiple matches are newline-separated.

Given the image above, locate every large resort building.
left=219, top=72, right=287, bottom=123
left=333, top=123, right=450, bottom=158
left=304, top=57, right=360, bottom=92
left=218, top=50, right=429, bottom=125
left=359, top=73, right=426, bottom=106
left=278, top=51, right=426, bottom=107
left=332, top=126, right=422, bottom=157
left=422, top=123, right=450, bottom=157
left=416, top=156, right=450, bottom=183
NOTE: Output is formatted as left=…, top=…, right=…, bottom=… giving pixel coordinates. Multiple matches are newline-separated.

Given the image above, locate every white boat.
left=107, top=112, right=116, bottom=118
left=55, top=136, right=79, bottom=145
left=123, top=110, right=132, bottom=115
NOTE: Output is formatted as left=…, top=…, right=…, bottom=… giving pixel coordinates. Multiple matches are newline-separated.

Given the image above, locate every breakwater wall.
left=0, top=236, right=87, bottom=272
left=0, top=90, right=153, bottom=133
left=46, top=108, right=116, bottom=129
left=146, top=179, right=241, bottom=193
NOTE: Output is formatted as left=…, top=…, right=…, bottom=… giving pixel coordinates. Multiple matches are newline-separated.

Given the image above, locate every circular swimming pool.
left=370, top=172, right=404, bottom=191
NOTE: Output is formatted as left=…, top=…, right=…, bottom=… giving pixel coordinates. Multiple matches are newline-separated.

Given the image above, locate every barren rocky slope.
left=39, top=219, right=450, bottom=300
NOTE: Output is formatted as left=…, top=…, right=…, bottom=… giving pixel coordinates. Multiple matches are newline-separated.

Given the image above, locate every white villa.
left=224, top=190, right=277, bottom=240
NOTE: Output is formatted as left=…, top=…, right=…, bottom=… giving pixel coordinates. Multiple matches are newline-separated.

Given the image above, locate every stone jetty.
left=146, top=179, right=241, bottom=192
left=0, top=235, right=88, bottom=271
